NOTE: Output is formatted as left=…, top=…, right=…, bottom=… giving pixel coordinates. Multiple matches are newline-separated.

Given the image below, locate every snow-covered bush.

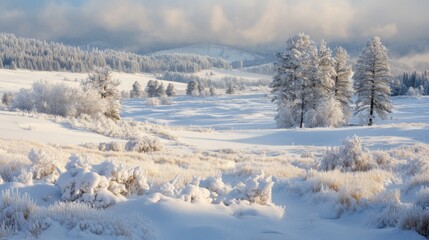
left=46, top=202, right=154, bottom=239
left=0, top=190, right=153, bottom=239
left=57, top=155, right=149, bottom=208
left=302, top=169, right=393, bottom=217
left=0, top=189, right=37, bottom=238
left=319, top=136, right=375, bottom=172
left=160, top=96, right=173, bottom=105
left=11, top=81, right=106, bottom=118
left=145, top=97, right=160, bottom=107
left=399, top=206, right=429, bottom=238
left=28, top=149, right=61, bottom=183
left=98, top=142, right=123, bottom=152
left=125, top=137, right=163, bottom=153
left=163, top=173, right=274, bottom=205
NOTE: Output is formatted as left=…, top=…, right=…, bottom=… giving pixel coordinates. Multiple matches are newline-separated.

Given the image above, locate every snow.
left=1, top=69, right=429, bottom=239
left=0, top=69, right=187, bottom=95
left=0, top=111, right=118, bottom=145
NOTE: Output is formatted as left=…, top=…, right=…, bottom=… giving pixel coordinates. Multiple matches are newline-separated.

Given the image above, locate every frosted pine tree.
left=166, top=83, right=176, bottom=97
left=82, top=66, right=121, bottom=120
left=186, top=80, right=199, bottom=96
left=270, top=33, right=318, bottom=128
left=156, top=82, right=166, bottom=97
left=130, top=81, right=143, bottom=98
left=333, top=47, right=353, bottom=122
left=354, top=37, right=392, bottom=126
left=145, top=80, right=159, bottom=98
left=307, top=40, right=339, bottom=127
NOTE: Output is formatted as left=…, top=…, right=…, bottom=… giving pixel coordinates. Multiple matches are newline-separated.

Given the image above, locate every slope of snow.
left=0, top=111, right=120, bottom=145
left=152, top=44, right=263, bottom=63
left=122, top=94, right=429, bottom=151
left=0, top=69, right=187, bottom=94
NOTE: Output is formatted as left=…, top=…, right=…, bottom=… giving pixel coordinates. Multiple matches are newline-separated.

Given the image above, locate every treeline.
left=0, top=33, right=230, bottom=73
left=158, top=71, right=271, bottom=89
left=391, top=71, right=429, bottom=96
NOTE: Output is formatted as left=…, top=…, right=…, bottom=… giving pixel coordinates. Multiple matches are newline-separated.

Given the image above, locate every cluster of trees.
left=186, top=80, right=216, bottom=97
left=143, top=80, right=176, bottom=98
left=391, top=71, right=429, bottom=96
left=160, top=71, right=270, bottom=89
left=0, top=33, right=230, bottom=73
left=271, top=34, right=392, bottom=128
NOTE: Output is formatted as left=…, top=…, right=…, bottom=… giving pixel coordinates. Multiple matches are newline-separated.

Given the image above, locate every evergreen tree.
left=354, top=37, right=392, bottom=126
left=270, top=33, right=319, bottom=128
left=156, top=82, right=166, bottom=97
left=145, top=80, right=159, bottom=98
left=130, top=81, right=143, bottom=98
left=198, top=81, right=206, bottom=97
left=333, top=47, right=353, bottom=122
left=209, top=85, right=216, bottom=96
left=186, top=80, right=199, bottom=96
left=82, top=66, right=120, bottom=120
left=166, top=83, right=176, bottom=97
left=225, top=83, right=236, bottom=94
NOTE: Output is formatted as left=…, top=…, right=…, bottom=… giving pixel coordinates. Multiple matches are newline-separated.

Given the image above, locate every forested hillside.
left=0, top=33, right=230, bottom=73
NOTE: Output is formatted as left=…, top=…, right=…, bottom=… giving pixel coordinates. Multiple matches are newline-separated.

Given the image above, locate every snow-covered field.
left=0, top=69, right=428, bottom=240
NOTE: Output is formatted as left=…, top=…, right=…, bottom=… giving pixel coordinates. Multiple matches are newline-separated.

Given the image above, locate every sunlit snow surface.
left=0, top=69, right=427, bottom=240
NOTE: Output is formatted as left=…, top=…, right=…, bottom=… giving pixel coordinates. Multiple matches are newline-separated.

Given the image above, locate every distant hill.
left=0, top=33, right=230, bottom=74
left=152, top=44, right=266, bottom=67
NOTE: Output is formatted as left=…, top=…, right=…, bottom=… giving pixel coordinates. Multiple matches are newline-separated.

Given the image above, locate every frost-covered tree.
left=82, top=66, right=120, bottom=120
left=145, top=80, right=160, bottom=98
left=156, top=82, right=166, bottom=97
left=198, top=81, right=206, bottom=97
left=130, top=81, right=143, bottom=98
left=186, top=80, right=199, bottom=96
left=270, top=33, right=319, bottom=128
left=333, top=47, right=353, bottom=120
left=166, top=83, right=176, bottom=97
left=209, top=85, right=216, bottom=96
left=354, top=37, right=392, bottom=126
left=1, top=92, right=13, bottom=106
left=225, top=83, right=236, bottom=95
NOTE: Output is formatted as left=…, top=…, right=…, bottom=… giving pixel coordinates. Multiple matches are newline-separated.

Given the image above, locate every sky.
left=0, top=0, right=428, bottom=53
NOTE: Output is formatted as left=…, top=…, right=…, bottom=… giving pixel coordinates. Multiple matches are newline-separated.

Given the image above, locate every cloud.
left=0, top=0, right=428, bottom=51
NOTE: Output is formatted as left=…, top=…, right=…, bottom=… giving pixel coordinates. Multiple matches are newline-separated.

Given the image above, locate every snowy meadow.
left=0, top=67, right=428, bottom=239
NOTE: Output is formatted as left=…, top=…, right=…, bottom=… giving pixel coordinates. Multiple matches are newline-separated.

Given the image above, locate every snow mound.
left=57, top=155, right=149, bottom=208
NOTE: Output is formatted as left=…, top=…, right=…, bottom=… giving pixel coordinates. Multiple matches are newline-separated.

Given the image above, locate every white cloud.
left=0, top=0, right=428, bottom=50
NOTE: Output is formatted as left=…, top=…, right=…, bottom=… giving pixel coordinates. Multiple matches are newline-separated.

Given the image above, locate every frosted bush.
left=160, top=96, right=173, bottom=105
left=57, top=155, right=149, bottom=208
left=0, top=190, right=153, bottom=239
left=0, top=189, right=37, bottom=237
left=47, top=202, right=154, bottom=239
left=301, top=169, right=393, bottom=217
left=319, top=136, right=375, bottom=172
left=11, top=81, right=107, bottom=118
left=145, top=97, right=160, bottom=107
left=172, top=173, right=274, bottom=205
left=399, top=206, right=429, bottom=238
left=416, top=187, right=429, bottom=207
left=125, top=137, right=163, bottom=153
left=98, top=141, right=123, bottom=152
left=28, top=149, right=61, bottom=183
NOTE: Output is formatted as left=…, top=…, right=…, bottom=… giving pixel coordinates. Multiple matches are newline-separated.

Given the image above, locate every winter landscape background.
left=1, top=0, right=429, bottom=239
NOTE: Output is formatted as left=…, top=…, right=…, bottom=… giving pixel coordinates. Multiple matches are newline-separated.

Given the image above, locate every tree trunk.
left=369, top=74, right=375, bottom=126
left=300, top=84, right=305, bottom=128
